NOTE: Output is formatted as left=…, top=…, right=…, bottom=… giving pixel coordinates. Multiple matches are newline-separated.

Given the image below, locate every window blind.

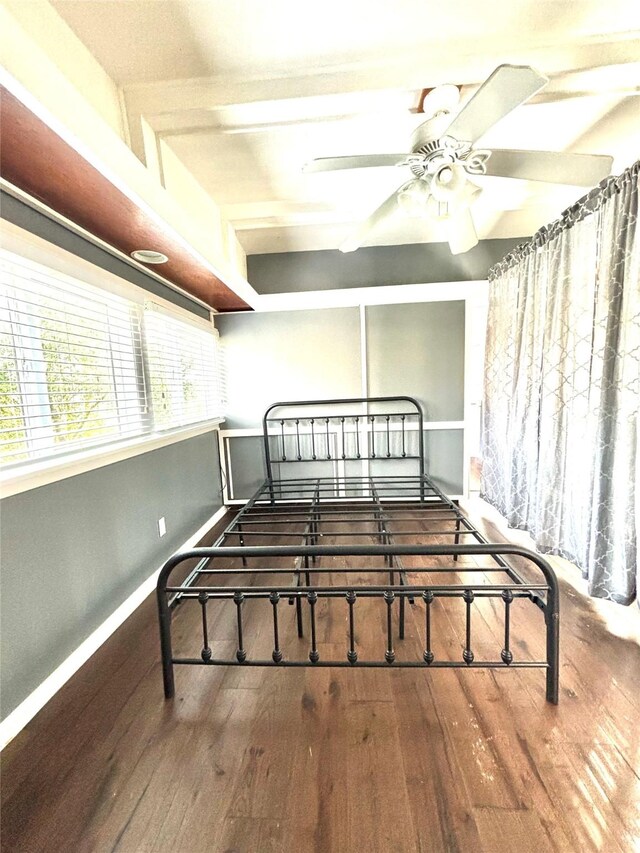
left=0, top=254, right=148, bottom=467
left=144, top=304, right=224, bottom=431
left=0, top=249, right=225, bottom=472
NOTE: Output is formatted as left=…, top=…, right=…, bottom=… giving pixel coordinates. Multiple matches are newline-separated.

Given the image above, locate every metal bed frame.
left=157, top=397, right=560, bottom=703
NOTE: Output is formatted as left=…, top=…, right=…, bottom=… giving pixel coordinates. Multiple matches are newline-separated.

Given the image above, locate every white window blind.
left=0, top=248, right=225, bottom=473
left=144, top=303, right=224, bottom=431
left=0, top=254, right=148, bottom=467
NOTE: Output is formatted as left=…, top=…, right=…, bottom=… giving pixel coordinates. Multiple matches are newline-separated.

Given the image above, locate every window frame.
left=0, top=222, right=224, bottom=499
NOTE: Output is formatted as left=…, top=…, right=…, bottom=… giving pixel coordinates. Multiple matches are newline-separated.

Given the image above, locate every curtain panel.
left=482, top=161, right=639, bottom=605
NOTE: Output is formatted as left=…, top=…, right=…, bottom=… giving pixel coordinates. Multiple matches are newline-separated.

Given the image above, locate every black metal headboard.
left=262, top=396, right=425, bottom=482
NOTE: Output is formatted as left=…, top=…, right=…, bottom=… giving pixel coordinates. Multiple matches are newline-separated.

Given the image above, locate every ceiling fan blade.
left=339, top=185, right=407, bottom=253
left=445, top=64, right=548, bottom=144
left=446, top=206, right=478, bottom=255
left=484, top=148, right=613, bottom=186
left=303, top=154, right=408, bottom=173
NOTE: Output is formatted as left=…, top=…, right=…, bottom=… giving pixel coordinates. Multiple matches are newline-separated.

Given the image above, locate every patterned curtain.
left=482, top=161, right=639, bottom=605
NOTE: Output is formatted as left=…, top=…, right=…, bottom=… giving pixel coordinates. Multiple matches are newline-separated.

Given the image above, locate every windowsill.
left=0, top=419, right=224, bottom=499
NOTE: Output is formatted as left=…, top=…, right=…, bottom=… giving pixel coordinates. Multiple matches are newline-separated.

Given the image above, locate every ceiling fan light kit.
left=397, top=178, right=432, bottom=216
left=430, top=162, right=468, bottom=202
left=306, top=64, right=614, bottom=256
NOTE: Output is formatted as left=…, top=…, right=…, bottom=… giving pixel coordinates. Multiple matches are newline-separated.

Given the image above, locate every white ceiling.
left=52, top=0, right=640, bottom=255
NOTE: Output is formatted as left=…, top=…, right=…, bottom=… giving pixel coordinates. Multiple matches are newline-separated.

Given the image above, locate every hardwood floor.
left=2, top=504, right=639, bottom=853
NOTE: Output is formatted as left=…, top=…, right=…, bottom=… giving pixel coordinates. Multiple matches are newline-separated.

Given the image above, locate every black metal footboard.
left=157, top=543, right=560, bottom=704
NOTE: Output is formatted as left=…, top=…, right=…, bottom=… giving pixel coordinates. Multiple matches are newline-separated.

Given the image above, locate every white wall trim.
left=358, top=304, right=369, bottom=481
left=359, top=303, right=368, bottom=397
left=0, top=504, right=229, bottom=751
left=220, top=421, right=464, bottom=440
left=1, top=420, right=223, bottom=499
left=462, top=292, right=489, bottom=497
left=251, top=279, right=488, bottom=312
left=463, top=299, right=472, bottom=498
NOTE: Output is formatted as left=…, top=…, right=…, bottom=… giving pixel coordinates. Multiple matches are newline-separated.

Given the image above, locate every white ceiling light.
left=430, top=163, right=468, bottom=202
left=130, top=249, right=169, bottom=264
left=397, top=178, right=432, bottom=216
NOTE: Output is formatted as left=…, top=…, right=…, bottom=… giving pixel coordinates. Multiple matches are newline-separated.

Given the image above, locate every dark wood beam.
left=0, top=86, right=250, bottom=312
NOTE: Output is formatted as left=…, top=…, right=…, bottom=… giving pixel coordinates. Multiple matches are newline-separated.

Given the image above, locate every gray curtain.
left=482, top=161, right=639, bottom=605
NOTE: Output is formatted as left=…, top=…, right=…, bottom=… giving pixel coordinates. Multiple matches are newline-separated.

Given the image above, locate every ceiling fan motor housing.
left=410, top=114, right=453, bottom=152
left=407, top=116, right=488, bottom=180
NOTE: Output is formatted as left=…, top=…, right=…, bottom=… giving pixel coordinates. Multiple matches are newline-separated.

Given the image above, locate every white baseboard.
left=0, top=505, right=228, bottom=751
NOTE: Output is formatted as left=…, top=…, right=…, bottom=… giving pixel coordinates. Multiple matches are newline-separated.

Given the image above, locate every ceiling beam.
left=123, top=35, right=640, bottom=124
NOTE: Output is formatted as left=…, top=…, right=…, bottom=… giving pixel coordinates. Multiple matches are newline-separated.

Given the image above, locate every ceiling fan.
left=303, top=64, right=614, bottom=255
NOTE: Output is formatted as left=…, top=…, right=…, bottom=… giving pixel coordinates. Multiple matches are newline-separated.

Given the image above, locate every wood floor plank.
left=473, top=807, right=557, bottom=853
left=518, top=741, right=640, bottom=853
left=282, top=648, right=350, bottom=853
left=214, top=817, right=286, bottom=853
left=343, top=699, right=419, bottom=852
left=393, top=675, right=485, bottom=853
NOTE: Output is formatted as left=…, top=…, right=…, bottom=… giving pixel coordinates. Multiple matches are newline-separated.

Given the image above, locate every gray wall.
left=366, top=301, right=464, bottom=421
left=218, top=307, right=362, bottom=429
left=0, top=432, right=223, bottom=720
left=217, top=301, right=465, bottom=496
left=247, top=238, right=521, bottom=293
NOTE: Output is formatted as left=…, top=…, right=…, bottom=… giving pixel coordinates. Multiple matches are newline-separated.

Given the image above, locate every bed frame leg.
left=238, top=525, right=247, bottom=567
left=157, top=591, right=175, bottom=699
left=453, top=517, right=461, bottom=563
left=542, top=558, right=560, bottom=704
left=545, top=603, right=560, bottom=704
left=399, top=595, right=405, bottom=640
left=296, top=595, right=304, bottom=638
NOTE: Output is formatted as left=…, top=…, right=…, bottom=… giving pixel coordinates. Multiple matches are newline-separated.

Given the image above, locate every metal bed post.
left=416, top=404, right=425, bottom=502
left=157, top=552, right=181, bottom=699
left=293, top=480, right=321, bottom=638
left=370, top=478, right=408, bottom=640
left=308, top=480, right=321, bottom=567
left=544, top=572, right=560, bottom=704
left=262, top=407, right=275, bottom=505
left=452, top=500, right=461, bottom=563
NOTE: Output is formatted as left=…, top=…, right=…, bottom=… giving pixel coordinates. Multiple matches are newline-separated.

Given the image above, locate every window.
left=144, top=303, right=224, bottom=431
left=0, top=250, right=223, bottom=471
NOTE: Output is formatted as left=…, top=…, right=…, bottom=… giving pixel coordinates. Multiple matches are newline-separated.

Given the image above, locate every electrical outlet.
left=158, top=516, right=166, bottom=537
